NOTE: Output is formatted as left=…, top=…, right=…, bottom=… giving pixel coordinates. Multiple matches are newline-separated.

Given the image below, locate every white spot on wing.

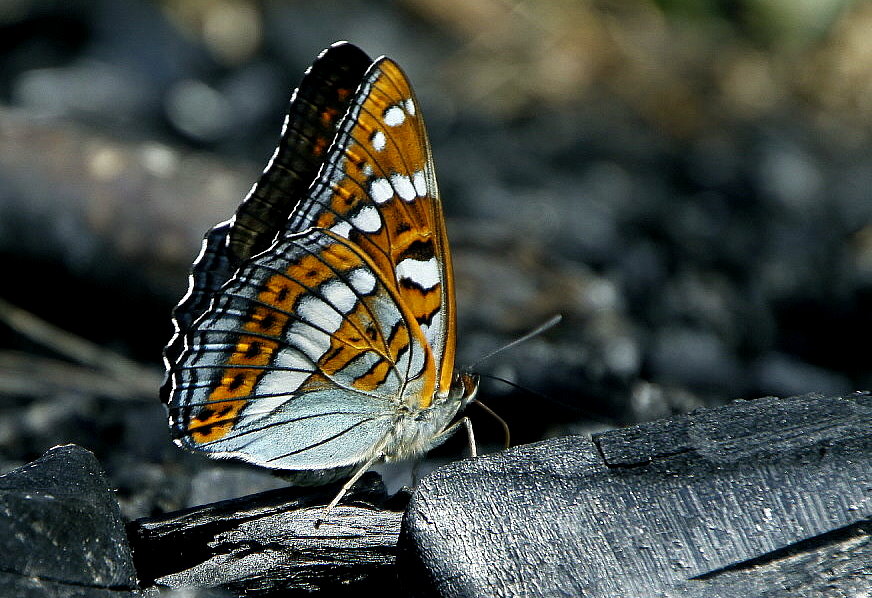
left=350, top=205, right=381, bottom=232
left=396, top=256, right=440, bottom=290
left=407, top=339, right=426, bottom=378
left=274, top=348, right=313, bottom=372
left=321, top=280, right=357, bottom=314
left=298, top=297, right=342, bottom=332
left=331, top=221, right=352, bottom=238
left=348, top=268, right=376, bottom=295
left=327, top=156, right=349, bottom=186
left=371, top=131, right=386, bottom=152
left=286, top=321, right=331, bottom=360
left=370, top=178, right=393, bottom=204
left=253, top=369, right=311, bottom=414
left=384, top=106, right=405, bottom=126
left=339, top=351, right=381, bottom=381
left=194, top=342, right=232, bottom=354
left=413, top=170, right=427, bottom=196
left=404, top=99, right=416, bottom=115
left=392, top=174, right=416, bottom=202
left=316, top=187, right=334, bottom=209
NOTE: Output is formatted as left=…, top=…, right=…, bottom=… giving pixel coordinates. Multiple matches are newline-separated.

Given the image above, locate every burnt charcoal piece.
left=399, top=392, right=872, bottom=597
left=128, top=472, right=405, bottom=596
left=0, top=444, right=138, bottom=597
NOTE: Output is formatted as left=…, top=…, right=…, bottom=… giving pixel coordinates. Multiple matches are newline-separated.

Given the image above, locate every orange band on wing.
left=188, top=250, right=348, bottom=441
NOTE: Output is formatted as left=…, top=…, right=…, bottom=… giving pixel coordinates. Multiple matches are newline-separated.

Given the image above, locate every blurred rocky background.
left=1, top=0, right=870, bottom=520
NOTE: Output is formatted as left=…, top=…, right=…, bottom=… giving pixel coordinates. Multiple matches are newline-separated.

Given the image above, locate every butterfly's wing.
left=168, top=227, right=435, bottom=470
left=164, top=46, right=458, bottom=472
left=161, top=42, right=372, bottom=401
left=226, top=43, right=373, bottom=261
left=288, top=55, right=458, bottom=401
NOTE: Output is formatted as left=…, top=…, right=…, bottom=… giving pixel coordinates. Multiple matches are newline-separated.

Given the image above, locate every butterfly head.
left=450, top=371, right=480, bottom=410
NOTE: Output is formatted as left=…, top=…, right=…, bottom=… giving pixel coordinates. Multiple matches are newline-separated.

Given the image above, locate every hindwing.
left=169, top=228, right=436, bottom=468
left=161, top=42, right=371, bottom=401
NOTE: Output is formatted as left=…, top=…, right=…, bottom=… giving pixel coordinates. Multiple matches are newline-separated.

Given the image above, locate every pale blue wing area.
left=166, top=228, right=434, bottom=470
left=182, top=389, right=395, bottom=470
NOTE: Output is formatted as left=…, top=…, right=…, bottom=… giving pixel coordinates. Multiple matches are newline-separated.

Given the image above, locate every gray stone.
left=0, top=444, right=138, bottom=596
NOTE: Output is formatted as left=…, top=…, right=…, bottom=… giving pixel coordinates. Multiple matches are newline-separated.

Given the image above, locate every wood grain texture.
left=399, top=392, right=872, bottom=597
left=127, top=473, right=405, bottom=595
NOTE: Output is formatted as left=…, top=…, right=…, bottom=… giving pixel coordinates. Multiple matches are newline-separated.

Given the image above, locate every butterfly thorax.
left=383, top=371, right=479, bottom=462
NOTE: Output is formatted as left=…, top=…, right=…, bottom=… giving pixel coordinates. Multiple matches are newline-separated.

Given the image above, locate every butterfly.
left=161, top=41, right=479, bottom=512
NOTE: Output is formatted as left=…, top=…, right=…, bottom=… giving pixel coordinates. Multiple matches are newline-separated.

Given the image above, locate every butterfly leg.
left=321, top=451, right=384, bottom=520
left=433, top=416, right=477, bottom=457
left=319, top=419, right=476, bottom=524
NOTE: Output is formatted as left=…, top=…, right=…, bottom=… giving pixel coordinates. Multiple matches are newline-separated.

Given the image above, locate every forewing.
left=166, top=228, right=435, bottom=470
left=228, top=42, right=372, bottom=261
left=286, top=57, right=457, bottom=401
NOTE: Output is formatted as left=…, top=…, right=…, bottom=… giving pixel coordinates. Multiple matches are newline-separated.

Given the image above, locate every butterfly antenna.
left=473, top=400, right=511, bottom=449
left=466, top=314, right=562, bottom=371
left=481, top=371, right=615, bottom=428
left=478, top=371, right=553, bottom=403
